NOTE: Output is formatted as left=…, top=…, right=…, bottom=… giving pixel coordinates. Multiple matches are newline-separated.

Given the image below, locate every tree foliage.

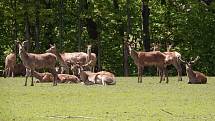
left=0, top=0, right=215, bottom=76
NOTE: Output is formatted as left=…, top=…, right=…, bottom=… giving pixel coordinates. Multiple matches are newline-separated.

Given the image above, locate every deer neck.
left=130, top=49, right=139, bottom=63
left=186, top=68, right=197, bottom=80
left=87, top=47, right=92, bottom=62
left=19, top=50, right=29, bottom=62
left=54, top=51, right=67, bottom=66
left=32, top=71, right=44, bottom=81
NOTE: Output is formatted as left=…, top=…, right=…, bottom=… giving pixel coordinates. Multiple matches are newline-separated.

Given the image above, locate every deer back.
left=24, top=53, right=57, bottom=69
left=5, top=53, right=16, bottom=68
left=138, top=51, right=166, bottom=66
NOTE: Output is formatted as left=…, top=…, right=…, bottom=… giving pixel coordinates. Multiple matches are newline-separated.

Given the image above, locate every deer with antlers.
left=126, top=42, right=168, bottom=83
left=179, top=56, right=207, bottom=84
left=17, top=41, right=58, bottom=86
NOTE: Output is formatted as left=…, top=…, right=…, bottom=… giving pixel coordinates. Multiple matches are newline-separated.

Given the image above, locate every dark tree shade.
left=201, top=0, right=213, bottom=5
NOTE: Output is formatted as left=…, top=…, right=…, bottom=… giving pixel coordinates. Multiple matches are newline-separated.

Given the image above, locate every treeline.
left=0, top=0, right=215, bottom=76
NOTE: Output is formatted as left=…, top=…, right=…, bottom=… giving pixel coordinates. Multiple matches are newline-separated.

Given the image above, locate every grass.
left=0, top=76, right=215, bottom=121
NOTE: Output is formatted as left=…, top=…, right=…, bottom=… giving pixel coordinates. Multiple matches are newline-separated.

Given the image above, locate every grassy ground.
left=0, top=76, right=215, bottom=121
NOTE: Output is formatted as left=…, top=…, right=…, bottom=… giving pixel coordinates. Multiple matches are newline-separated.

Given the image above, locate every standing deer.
left=152, top=43, right=183, bottom=81
left=179, top=56, right=207, bottom=84
left=46, top=44, right=97, bottom=74
left=18, top=41, right=58, bottom=86
left=126, top=42, right=168, bottom=83
left=4, top=52, right=16, bottom=78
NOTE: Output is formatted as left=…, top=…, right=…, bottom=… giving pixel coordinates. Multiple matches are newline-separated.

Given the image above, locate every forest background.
left=0, top=0, right=215, bottom=76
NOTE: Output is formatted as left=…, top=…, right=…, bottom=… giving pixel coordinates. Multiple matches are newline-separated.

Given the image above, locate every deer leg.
left=164, top=67, right=169, bottom=83
left=30, top=70, right=34, bottom=86
left=25, top=69, right=30, bottom=86
left=174, top=63, right=182, bottom=81
left=3, top=68, right=7, bottom=78
left=159, top=68, right=163, bottom=83
left=8, top=68, right=11, bottom=77
left=139, top=66, right=143, bottom=83
left=50, top=68, right=58, bottom=86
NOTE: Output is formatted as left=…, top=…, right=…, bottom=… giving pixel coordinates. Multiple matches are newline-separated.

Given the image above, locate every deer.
left=17, top=41, right=58, bottom=86
left=151, top=43, right=183, bottom=81
left=179, top=56, right=207, bottom=84
left=4, top=52, right=16, bottom=78
left=126, top=42, right=168, bottom=83
left=46, top=44, right=97, bottom=75
left=14, top=63, right=26, bottom=76
left=32, top=70, right=80, bottom=83
left=76, top=63, right=116, bottom=85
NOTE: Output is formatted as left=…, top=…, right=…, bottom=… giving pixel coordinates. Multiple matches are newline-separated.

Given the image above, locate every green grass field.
left=0, top=76, right=215, bottom=121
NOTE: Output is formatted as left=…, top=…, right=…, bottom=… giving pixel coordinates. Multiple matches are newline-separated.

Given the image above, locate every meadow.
left=0, top=76, right=215, bottom=121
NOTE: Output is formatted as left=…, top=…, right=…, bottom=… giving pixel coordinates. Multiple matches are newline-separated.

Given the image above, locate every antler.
left=190, top=56, right=200, bottom=64
left=178, top=56, right=187, bottom=64
left=167, top=43, right=173, bottom=52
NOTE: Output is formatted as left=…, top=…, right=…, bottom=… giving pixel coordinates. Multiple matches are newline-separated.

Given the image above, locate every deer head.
left=179, top=56, right=200, bottom=70
left=151, top=42, right=160, bottom=51
left=46, top=44, right=57, bottom=54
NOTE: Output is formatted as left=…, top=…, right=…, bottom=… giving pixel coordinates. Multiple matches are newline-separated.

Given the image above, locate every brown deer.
left=14, top=63, right=26, bottom=76
left=32, top=71, right=80, bottom=83
left=126, top=42, right=168, bottom=83
left=4, top=52, right=16, bottom=78
left=76, top=64, right=116, bottom=85
left=46, top=44, right=97, bottom=74
left=179, top=56, right=207, bottom=84
left=152, top=43, right=183, bottom=81
left=17, top=41, right=58, bottom=86
left=32, top=71, right=53, bottom=83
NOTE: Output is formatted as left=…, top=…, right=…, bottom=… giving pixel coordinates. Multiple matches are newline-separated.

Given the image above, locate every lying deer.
left=179, top=56, right=207, bottom=84
left=33, top=71, right=80, bottom=83
left=77, top=64, right=116, bottom=85
left=46, top=44, right=97, bottom=74
left=126, top=42, right=168, bottom=83
left=17, top=41, right=58, bottom=86
left=4, top=52, right=16, bottom=78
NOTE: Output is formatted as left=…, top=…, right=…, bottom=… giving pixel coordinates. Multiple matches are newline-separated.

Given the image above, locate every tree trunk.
left=10, top=0, right=18, bottom=54
left=124, top=0, right=130, bottom=76
left=24, top=0, right=31, bottom=52
left=78, top=0, right=82, bottom=52
left=59, top=0, right=64, bottom=51
left=142, top=0, right=150, bottom=52
left=35, top=0, right=40, bottom=52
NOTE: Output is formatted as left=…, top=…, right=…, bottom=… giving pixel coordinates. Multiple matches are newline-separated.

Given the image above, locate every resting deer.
left=152, top=43, right=183, bottom=81
left=33, top=70, right=80, bottom=83
left=17, top=41, right=58, bottom=86
left=4, top=52, right=16, bottom=78
left=179, top=56, right=207, bottom=84
left=46, top=44, right=97, bottom=74
left=126, top=42, right=168, bottom=83
left=76, top=64, right=116, bottom=85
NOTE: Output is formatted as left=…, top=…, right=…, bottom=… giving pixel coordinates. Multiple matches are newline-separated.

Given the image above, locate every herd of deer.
left=3, top=40, right=207, bottom=86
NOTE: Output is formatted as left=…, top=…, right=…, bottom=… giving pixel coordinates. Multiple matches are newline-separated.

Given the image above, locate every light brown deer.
left=32, top=71, right=80, bottom=83
left=179, top=56, right=207, bottom=84
left=4, top=52, right=16, bottom=78
left=46, top=44, right=97, bottom=74
left=152, top=43, right=183, bottom=81
left=76, top=64, right=116, bottom=85
left=32, top=71, right=53, bottom=83
left=17, top=41, right=58, bottom=86
left=126, top=42, right=168, bottom=83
